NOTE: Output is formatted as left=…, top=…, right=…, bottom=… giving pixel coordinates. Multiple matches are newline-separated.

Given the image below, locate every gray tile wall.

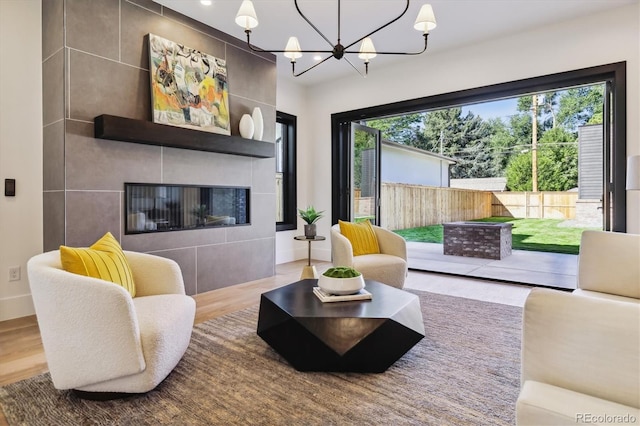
left=42, top=0, right=277, bottom=294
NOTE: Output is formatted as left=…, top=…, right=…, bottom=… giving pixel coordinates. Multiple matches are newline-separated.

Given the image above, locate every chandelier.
left=235, top=0, right=437, bottom=77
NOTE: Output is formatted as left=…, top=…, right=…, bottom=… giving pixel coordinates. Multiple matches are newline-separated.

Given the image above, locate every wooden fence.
left=380, top=183, right=492, bottom=230
left=491, top=191, right=577, bottom=219
left=379, top=183, right=577, bottom=230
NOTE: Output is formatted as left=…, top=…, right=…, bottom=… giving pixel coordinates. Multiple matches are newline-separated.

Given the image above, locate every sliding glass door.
left=331, top=63, right=626, bottom=232
left=350, top=123, right=381, bottom=224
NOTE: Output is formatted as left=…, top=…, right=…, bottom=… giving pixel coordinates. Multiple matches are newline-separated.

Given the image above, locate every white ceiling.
left=152, top=0, right=637, bottom=86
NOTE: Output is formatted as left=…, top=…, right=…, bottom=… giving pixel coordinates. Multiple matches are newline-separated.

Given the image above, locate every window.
left=276, top=111, right=297, bottom=231
left=331, top=62, right=627, bottom=231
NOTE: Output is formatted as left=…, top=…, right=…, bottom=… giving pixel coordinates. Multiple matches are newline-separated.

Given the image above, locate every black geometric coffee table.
left=257, top=279, right=425, bottom=372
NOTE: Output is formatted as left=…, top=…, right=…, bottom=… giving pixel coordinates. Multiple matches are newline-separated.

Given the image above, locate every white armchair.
left=27, top=250, right=195, bottom=397
left=574, top=230, right=640, bottom=303
left=331, top=223, right=408, bottom=289
left=516, top=288, right=640, bottom=425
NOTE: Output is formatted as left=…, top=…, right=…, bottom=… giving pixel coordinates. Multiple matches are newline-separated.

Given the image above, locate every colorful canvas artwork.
left=148, top=34, right=231, bottom=135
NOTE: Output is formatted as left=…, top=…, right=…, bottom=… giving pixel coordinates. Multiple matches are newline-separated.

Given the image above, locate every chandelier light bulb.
left=414, top=4, right=437, bottom=33
left=235, top=0, right=259, bottom=30
left=283, top=37, right=302, bottom=60
left=358, top=37, right=377, bottom=62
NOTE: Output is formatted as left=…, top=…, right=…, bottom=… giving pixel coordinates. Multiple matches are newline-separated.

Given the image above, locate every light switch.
left=4, top=179, right=15, bottom=196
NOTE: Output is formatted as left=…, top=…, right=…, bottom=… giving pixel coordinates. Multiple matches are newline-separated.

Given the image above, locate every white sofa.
left=330, top=223, right=408, bottom=289
left=27, top=250, right=195, bottom=396
left=574, top=230, right=640, bottom=303
left=517, top=288, right=640, bottom=425
left=517, top=231, right=640, bottom=425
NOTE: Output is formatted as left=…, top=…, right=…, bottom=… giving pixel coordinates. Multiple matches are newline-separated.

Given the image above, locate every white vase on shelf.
left=252, top=107, right=263, bottom=141
left=239, top=114, right=254, bottom=139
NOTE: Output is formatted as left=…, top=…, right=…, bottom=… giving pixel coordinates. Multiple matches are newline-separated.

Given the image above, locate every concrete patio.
left=407, top=241, right=578, bottom=290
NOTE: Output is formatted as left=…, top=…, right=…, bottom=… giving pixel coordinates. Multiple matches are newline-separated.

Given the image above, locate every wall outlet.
left=9, top=266, right=20, bottom=282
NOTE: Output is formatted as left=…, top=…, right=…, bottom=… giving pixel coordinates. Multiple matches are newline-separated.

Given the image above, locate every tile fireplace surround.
left=42, top=0, right=278, bottom=296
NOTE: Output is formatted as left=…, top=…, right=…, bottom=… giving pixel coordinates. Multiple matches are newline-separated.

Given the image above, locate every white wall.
left=288, top=2, right=640, bottom=264
left=382, top=145, right=451, bottom=187
left=275, top=77, right=314, bottom=264
left=0, top=0, right=43, bottom=320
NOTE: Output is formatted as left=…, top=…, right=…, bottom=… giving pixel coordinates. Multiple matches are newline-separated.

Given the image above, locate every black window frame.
left=276, top=111, right=298, bottom=231
left=331, top=62, right=627, bottom=232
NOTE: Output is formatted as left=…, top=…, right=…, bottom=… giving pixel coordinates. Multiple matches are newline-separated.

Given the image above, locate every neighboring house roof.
left=450, top=177, right=508, bottom=191
left=382, top=140, right=457, bottom=164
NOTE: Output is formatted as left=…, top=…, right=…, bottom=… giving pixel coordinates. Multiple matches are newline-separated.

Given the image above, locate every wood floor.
left=0, top=259, right=328, bottom=390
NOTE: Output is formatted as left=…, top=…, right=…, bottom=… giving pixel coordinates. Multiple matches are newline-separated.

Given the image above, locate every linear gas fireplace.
left=125, top=183, right=250, bottom=234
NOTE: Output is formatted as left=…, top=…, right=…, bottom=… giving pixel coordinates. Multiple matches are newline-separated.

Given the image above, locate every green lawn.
left=394, top=217, right=600, bottom=255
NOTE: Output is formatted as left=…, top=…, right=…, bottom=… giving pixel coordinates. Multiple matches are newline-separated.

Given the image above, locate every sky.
left=461, top=98, right=519, bottom=121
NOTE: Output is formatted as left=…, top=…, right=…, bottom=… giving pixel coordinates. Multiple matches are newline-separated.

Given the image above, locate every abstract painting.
left=148, top=34, right=231, bottom=135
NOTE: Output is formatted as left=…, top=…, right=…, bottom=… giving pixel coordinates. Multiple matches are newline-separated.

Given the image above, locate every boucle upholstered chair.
left=331, top=223, right=408, bottom=289
left=27, top=250, right=195, bottom=398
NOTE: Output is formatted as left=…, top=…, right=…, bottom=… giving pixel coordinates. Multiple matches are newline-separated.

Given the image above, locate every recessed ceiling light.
left=200, top=0, right=212, bottom=5
left=313, top=55, right=322, bottom=61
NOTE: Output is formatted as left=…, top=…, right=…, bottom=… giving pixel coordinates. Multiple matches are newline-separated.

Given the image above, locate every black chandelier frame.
left=241, top=0, right=430, bottom=77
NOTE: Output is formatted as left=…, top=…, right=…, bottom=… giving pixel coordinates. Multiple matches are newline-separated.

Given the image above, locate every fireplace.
left=125, top=183, right=250, bottom=234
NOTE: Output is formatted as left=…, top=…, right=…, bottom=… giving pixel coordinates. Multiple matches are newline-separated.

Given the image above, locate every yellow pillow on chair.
left=339, top=220, right=380, bottom=256
left=60, top=232, right=136, bottom=297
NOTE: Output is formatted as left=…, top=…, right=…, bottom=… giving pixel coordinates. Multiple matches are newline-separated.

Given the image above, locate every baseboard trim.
left=0, top=294, right=35, bottom=321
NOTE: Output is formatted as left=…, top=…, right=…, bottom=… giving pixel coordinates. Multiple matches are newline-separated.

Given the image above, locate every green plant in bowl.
left=319, top=266, right=365, bottom=295
left=323, top=266, right=361, bottom=278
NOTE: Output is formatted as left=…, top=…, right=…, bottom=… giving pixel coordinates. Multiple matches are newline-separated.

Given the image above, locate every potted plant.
left=298, top=205, right=324, bottom=238
left=318, top=266, right=365, bottom=295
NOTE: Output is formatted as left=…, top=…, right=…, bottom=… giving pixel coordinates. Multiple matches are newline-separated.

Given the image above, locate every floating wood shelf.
left=94, top=114, right=274, bottom=159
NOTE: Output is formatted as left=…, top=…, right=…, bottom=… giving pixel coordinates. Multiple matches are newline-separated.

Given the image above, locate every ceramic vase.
left=239, top=114, right=254, bottom=139
left=252, top=107, right=264, bottom=141
left=318, top=274, right=365, bottom=295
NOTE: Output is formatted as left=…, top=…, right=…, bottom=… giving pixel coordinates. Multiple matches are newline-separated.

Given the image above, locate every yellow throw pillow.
left=60, top=232, right=136, bottom=297
left=339, top=220, right=380, bottom=256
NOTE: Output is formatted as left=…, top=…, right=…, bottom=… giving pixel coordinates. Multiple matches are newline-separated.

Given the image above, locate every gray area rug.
left=0, top=291, right=522, bottom=425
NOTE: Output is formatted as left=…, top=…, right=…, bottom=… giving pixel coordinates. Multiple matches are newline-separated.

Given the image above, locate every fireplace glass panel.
left=125, top=183, right=249, bottom=234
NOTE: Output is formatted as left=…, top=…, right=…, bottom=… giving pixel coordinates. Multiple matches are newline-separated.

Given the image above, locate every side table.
left=294, top=235, right=326, bottom=279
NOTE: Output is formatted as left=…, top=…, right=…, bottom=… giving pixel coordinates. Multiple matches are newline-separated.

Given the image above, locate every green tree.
left=421, top=108, right=496, bottom=178
left=505, top=152, right=532, bottom=191
left=366, top=114, right=425, bottom=144
left=556, top=86, right=604, bottom=132
left=517, top=92, right=559, bottom=130
left=505, top=127, right=578, bottom=191
left=537, top=128, right=578, bottom=191
left=487, top=117, right=529, bottom=176
left=486, top=119, right=511, bottom=175
left=360, top=85, right=601, bottom=187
